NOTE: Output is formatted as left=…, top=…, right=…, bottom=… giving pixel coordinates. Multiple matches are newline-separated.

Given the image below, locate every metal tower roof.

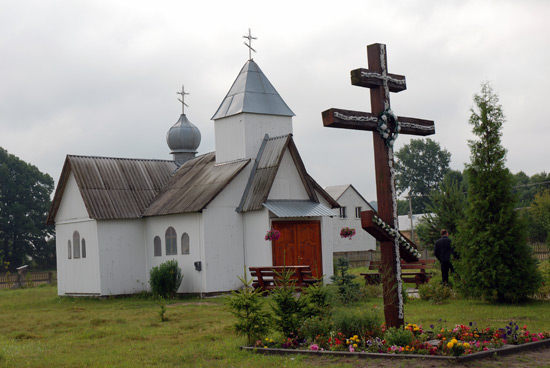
left=211, top=60, right=295, bottom=120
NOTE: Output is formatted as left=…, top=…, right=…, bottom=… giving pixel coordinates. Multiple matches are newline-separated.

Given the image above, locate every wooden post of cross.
left=322, top=43, right=435, bottom=328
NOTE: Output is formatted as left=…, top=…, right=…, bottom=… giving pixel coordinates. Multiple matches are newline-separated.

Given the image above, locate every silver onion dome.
left=166, top=113, right=201, bottom=166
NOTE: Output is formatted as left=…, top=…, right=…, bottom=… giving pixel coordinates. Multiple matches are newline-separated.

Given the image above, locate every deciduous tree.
left=0, top=148, right=54, bottom=269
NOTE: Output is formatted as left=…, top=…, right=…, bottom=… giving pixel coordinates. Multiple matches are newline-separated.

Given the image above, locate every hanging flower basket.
left=265, top=229, right=281, bottom=241
left=340, top=227, right=356, bottom=240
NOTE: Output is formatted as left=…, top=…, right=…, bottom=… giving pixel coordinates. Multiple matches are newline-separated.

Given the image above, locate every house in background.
left=47, top=57, right=339, bottom=297
left=325, top=184, right=377, bottom=267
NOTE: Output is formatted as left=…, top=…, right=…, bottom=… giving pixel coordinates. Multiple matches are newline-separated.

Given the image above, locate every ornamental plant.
left=340, top=227, right=356, bottom=240
left=264, top=228, right=281, bottom=241
left=149, top=259, right=183, bottom=299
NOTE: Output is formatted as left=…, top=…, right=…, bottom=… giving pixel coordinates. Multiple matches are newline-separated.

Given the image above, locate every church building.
left=47, top=55, right=340, bottom=296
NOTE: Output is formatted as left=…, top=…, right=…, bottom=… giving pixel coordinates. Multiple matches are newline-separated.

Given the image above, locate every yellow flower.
left=413, top=327, right=419, bottom=331
left=353, top=344, right=358, bottom=348
left=264, top=346, right=268, bottom=348
left=265, top=338, right=269, bottom=341
left=447, top=342, right=454, bottom=348
left=464, top=343, right=470, bottom=348
left=451, top=338, right=458, bottom=344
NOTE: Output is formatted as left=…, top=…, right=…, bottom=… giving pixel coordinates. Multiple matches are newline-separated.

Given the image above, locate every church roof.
left=325, top=184, right=375, bottom=210
left=47, top=155, right=177, bottom=224
left=142, top=152, right=250, bottom=216
left=211, top=60, right=295, bottom=120
left=237, top=134, right=339, bottom=212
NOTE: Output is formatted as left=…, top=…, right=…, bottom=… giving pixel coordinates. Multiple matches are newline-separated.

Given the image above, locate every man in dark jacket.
left=434, top=229, right=455, bottom=285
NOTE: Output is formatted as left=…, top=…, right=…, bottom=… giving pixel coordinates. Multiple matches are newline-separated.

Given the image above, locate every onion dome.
left=166, top=113, right=201, bottom=166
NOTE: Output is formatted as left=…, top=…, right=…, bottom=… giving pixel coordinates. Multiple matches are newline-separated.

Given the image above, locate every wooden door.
left=272, top=221, right=323, bottom=278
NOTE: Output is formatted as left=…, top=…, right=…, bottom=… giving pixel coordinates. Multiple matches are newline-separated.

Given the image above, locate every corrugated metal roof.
left=47, top=155, right=177, bottom=223
left=211, top=60, right=295, bottom=120
left=142, top=152, right=250, bottom=216
left=263, top=200, right=337, bottom=218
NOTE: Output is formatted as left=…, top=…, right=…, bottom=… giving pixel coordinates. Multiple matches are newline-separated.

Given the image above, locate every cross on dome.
left=177, top=84, right=190, bottom=114
left=243, top=28, right=257, bottom=60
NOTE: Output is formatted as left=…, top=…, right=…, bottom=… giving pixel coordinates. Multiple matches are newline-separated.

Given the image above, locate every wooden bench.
left=360, top=259, right=436, bottom=288
left=249, top=266, right=317, bottom=292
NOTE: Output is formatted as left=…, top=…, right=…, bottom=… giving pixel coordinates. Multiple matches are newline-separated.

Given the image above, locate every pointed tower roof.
left=211, top=60, right=295, bottom=120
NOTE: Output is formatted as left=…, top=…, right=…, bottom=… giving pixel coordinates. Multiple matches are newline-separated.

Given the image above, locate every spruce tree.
left=455, top=82, right=541, bottom=303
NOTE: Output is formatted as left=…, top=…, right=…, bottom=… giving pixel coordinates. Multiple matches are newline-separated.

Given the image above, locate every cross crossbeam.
left=321, top=43, right=435, bottom=328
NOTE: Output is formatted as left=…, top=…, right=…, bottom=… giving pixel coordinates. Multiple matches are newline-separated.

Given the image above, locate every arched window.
left=73, top=231, right=80, bottom=259
left=154, top=236, right=162, bottom=257
left=181, top=233, right=190, bottom=255
left=68, top=240, right=72, bottom=259
left=81, top=239, right=86, bottom=258
left=165, top=227, right=177, bottom=255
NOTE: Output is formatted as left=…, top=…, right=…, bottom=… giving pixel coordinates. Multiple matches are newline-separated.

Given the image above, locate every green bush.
left=330, top=258, right=361, bottom=304
left=228, top=275, right=272, bottom=345
left=301, top=315, right=333, bottom=341
left=332, top=308, right=382, bottom=339
left=302, top=281, right=332, bottom=319
left=384, top=327, right=414, bottom=347
left=270, top=268, right=307, bottom=338
left=149, top=260, right=183, bottom=299
left=418, top=281, right=456, bottom=303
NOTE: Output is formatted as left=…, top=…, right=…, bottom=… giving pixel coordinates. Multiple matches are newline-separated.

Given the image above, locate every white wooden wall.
left=54, top=172, right=101, bottom=296
left=214, top=113, right=292, bottom=163
left=144, top=213, right=204, bottom=293
left=268, top=150, right=309, bottom=200
left=331, top=187, right=377, bottom=253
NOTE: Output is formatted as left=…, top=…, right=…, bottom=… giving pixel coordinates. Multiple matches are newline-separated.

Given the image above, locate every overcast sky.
left=1, top=0, right=549, bottom=202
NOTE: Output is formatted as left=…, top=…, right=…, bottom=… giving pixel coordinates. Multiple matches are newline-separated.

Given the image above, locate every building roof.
left=237, top=134, right=339, bottom=212
left=47, top=155, right=177, bottom=224
left=142, top=152, right=250, bottom=216
left=325, top=184, right=375, bottom=210
left=263, top=200, right=336, bottom=218
left=211, top=60, right=295, bottom=120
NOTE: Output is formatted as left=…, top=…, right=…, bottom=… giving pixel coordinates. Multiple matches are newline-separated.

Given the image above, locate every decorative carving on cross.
left=322, top=43, right=435, bottom=328
left=177, top=84, right=189, bottom=115
left=243, top=28, right=257, bottom=60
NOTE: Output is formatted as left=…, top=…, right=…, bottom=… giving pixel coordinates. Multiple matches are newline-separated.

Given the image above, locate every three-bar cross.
left=322, top=43, right=435, bottom=328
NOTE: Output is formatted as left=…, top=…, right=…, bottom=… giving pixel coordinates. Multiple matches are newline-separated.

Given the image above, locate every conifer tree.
left=455, top=82, right=541, bottom=302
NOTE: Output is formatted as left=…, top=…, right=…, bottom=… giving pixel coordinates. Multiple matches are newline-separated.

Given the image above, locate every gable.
left=267, top=149, right=309, bottom=200
left=55, top=172, right=89, bottom=222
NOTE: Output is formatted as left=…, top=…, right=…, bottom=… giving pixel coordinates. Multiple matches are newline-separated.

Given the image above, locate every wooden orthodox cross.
left=322, top=43, right=435, bottom=328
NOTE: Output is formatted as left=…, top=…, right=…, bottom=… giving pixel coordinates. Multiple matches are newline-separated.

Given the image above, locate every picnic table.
left=249, top=265, right=317, bottom=291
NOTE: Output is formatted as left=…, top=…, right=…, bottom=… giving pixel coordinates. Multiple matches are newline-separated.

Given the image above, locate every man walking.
left=434, top=229, right=455, bottom=285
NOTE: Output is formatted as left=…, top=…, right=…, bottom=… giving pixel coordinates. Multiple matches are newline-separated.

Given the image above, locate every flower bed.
left=243, top=322, right=550, bottom=362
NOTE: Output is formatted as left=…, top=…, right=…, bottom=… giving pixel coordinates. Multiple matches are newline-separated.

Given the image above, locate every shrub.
left=384, top=327, right=414, bottom=347
left=332, top=308, right=382, bottom=339
left=228, top=275, right=272, bottom=345
left=301, top=316, right=333, bottom=341
left=270, top=268, right=307, bottom=338
left=418, top=281, right=456, bottom=304
left=302, top=281, right=332, bottom=319
left=330, top=258, right=361, bottom=304
left=149, top=260, right=183, bottom=299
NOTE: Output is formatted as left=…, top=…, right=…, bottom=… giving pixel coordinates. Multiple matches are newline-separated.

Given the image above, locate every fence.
left=531, top=243, right=549, bottom=261
left=0, top=270, right=55, bottom=289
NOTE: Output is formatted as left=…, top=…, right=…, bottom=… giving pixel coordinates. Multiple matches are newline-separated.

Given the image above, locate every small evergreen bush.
left=228, top=274, right=272, bottom=345
left=330, top=258, right=361, bottom=304
left=149, top=260, right=183, bottom=299
left=270, top=268, right=307, bottom=338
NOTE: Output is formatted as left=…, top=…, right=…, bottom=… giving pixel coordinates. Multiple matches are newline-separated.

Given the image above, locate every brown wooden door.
left=272, top=221, right=323, bottom=278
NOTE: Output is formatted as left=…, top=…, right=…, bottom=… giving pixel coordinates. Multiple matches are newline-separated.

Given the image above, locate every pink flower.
left=349, top=345, right=355, bottom=352
left=309, top=344, right=319, bottom=351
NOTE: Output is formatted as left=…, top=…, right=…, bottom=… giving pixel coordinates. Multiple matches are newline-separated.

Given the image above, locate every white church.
left=46, top=54, right=357, bottom=296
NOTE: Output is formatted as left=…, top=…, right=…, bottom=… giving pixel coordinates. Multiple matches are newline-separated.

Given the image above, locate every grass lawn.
left=1, top=285, right=550, bottom=367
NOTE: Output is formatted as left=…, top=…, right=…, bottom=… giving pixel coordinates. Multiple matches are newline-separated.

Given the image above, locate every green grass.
left=1, top=285, right=550, bottom=367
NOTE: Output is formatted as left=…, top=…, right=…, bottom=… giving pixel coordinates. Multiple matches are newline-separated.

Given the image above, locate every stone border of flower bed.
left=241, top=338, right=550, bottom=363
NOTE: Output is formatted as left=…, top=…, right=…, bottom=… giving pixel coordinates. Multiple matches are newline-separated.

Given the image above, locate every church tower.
left=166, top=85, right=201, bottom=166
left=211, top=32, right=294, bottom=164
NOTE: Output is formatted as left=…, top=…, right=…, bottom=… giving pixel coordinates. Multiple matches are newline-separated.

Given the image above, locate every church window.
left=68, top=240, right=72, bottom=259
left=355, top=206, right=362, bottom=219
left=73, top=231, right=80, bottom=259
left=81, top=239, right=86, bottom=258
left=154, top=236, right=162, bottom=257
left=339, top=207, right=347, bottom=219
left=181, top=233, right=190, bottom=255
left=165, top=227, right=177, bottom=255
